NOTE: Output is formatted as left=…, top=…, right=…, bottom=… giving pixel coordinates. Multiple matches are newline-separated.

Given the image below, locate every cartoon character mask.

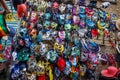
left=43, top=21, right=51, bottom=28
left=44, top=13, right=51, bottom=20
left=52, top=2, right=59, bottom=9
left=54, top=43, right=64, bottom=53
left=51, top=22, right=58, bottom=29
left=40, top=43, right=48, bottom=55
left=64, top=24, right=72, bottom=31
left=72, top=5, right=79, bottom=15
left=59, top=3, right=66, bottom=13
left=58, top=31, right=65, bottom=40
left=30, top=29, right=37, bottom=39
left=46, top=50, right=58, bottom=63
left=63, top=61, right=71, bottom=75
left=58, top=14, right=65, bottom=25
left=30, top=11, right=38, bottom=23
left=27, top=58, right=37, bottom=72
left=36, top=61, right=45, bottom=76
left=71, top=46, right=80, bottom=56
left=27, top=73, right=36, bottom=80
left=73, top=15, right=80, bottom=25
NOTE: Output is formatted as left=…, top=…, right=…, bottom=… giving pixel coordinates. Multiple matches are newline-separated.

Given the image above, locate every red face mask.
left=38, top=75, right=46, bottom=80
left=57, top=57, right=66, bottom=71
left=91, top=29, right=98, bottom=37
left=17, top=4, right=27, bottom=18
left=53, top=2, right=59, bottom=9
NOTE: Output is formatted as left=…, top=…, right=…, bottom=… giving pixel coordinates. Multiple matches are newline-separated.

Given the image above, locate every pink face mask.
left=30, top=11, right=38, bottom=23
left=3, top=47, right=11, bottom=60
left=58, top=31, right=65, bottom=40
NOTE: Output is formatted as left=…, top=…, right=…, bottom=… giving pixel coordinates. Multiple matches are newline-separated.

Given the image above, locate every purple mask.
left=72, top=6, right=77, bottom=15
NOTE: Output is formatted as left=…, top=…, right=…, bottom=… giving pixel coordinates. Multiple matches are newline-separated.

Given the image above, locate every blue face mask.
left=43, top=21, right=51, bottom=28
left=70, top=57, right=78, bottom=67
left=79, top=7, right=85, bottom=14
left=54, top=67, right=61, bottom=78
left=79, top=14, right=86, bottom=20
left=10, top=64, right=20, bottom=79
left=44, top=13, right=51, bottom=20
left=58, top=14, right=65, bottom=25
left=86, top=19, right=95, bottom=29
left=25, top=38, right=32, bottom=48
left=63, top=61, right=71, bottom=75
left=47, top=50, right=58, bottom=63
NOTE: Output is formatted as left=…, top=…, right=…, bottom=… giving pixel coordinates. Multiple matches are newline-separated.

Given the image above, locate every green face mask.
left=17, top=48, right=30, bottom=61
left=64, top=24, right=71, bottom=31
left=71, top=46, right=81, bottom=56
left=72, top=25, right=78, bottom=30
left=51, top=22, right=58, bottom=29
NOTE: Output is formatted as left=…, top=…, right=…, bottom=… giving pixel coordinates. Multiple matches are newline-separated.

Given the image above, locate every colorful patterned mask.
left=58, top=31, right=66, bottom=40
left=54, top=43, right=64, bottom=53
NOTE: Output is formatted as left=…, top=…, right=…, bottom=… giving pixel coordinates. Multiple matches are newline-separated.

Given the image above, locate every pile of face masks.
left=7, top=0, right=118, bottom=80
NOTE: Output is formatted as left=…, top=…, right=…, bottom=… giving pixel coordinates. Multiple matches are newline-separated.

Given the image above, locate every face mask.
left=40, top=43, right=48, bottom=55
left=79, top=64, right=87, bottom=77
left=36, top=61, right=45, bottom=76
left=12, top=51, right=17, bottom=61
left=73, top=15, right=80, bottom=25
left=54, top=43, right=64, bottom=53
left=10, top=64, right=20, bottom=79
left=30, top=11, right=38, bottom=23
left=27, top=73, right=36, bottom=80
left=86, top=19, right=95, bottom=29
left=69, top=56, right=78, bottom=67
left=63, top=61, right=71, bottom=75
left=64, top=24, right=71, bottom=31
left=51, top=22, right=58, bottom=29
left=46, top=50, right=58, bottom=63
left=44, top=13, right=51, bottom=20
left=58, top=31, right=65, bottom=40
left=58, top=14, right=65, bottom=25
left=43, top=21, right=51, bottom=28
left=71, top=46, right=80, bottom=56
left=79, top=20, right=85, bottom=28
left=27, top=58, right=37, bottom=72
left=59, top=3, right=66, bottom=13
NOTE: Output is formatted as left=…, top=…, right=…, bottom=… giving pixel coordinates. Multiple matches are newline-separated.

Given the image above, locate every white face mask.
left=59, top=4, right=66, bottom=13
left=12, top=51, right=17, bottom=61
left=46, top=31, right=51, bottom=37
left=74, top=15, right=80, bottom=20
left=40, top=43, right=47, bottom=55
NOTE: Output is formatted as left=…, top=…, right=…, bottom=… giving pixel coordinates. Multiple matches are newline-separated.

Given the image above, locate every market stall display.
left=0, top=0, right=120, bottom=80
